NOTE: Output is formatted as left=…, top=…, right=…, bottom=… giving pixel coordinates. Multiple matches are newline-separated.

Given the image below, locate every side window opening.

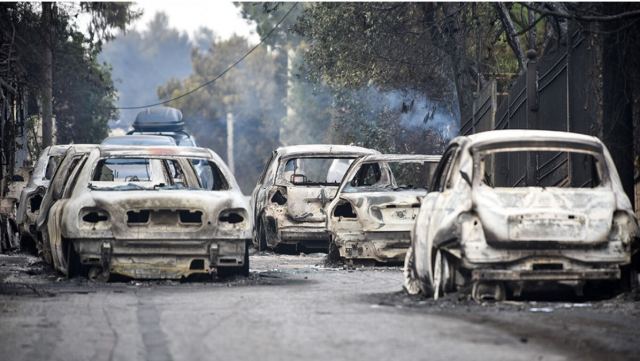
left=258, top=152, right=276, bottom=185
left=193, top=160, right=229, bottom=191
left=53, top=155, right=83, bottom=200
left=432, top=146, right=458, bottom=192
left=63, top=157, right=88, bottom=198
left=350, top=163, right=382, bottom=187
left=164, top=159, right=185, bottom=185
left=44, top=156, right=61, bottom=180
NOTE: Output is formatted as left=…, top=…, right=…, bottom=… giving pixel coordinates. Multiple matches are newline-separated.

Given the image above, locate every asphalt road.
left=0, top=251, right=638, bottom=361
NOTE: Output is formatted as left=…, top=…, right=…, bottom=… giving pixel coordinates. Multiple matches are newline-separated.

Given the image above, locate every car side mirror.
left=291, top=174, right=307, bottom=184
left=460, top=170, right=472, bottom=187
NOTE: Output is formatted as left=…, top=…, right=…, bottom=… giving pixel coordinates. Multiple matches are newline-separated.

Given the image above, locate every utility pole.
left=41, top=2, right=54, bottom=147
left=226, top=112, right=234, bottom=175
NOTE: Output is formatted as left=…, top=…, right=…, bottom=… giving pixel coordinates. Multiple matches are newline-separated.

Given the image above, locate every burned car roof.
left=275, top=144, right=379, bottom=158
left=98, top=145, right=214, bottom=158
left=355, top=154, right=442, bottom=163
left=461, top=129, right=603, bottom=151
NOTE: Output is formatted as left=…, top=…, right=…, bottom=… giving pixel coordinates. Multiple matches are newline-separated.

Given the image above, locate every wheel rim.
left=433, top=250, right=442, bottom=300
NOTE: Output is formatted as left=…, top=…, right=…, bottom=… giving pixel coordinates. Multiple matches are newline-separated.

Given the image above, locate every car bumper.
left=334, top=231, right=410, bottom=262
left=71, top=238, right=247, bottom=279
left=472, top=268, right=621, bottom=282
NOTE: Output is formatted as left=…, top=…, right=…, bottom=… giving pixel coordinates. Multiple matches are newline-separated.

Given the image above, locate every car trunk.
left=342, top=191, right=425, bottom=232
left=285, top=186, right=337, bottom=223
left=473, top=186, right=615, bottom=246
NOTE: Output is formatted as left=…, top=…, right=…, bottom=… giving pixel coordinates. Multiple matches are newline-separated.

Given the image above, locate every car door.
left=251, top=151, right=276, bottom=223
left=414, top=144, right=459, bottom=281
left=36, top=148, right=88, bottom=232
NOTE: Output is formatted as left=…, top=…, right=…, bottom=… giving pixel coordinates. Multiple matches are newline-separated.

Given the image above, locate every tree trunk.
left=495, top=3, right=526, bottom=71
left=41, top=2, right=53, bottom=147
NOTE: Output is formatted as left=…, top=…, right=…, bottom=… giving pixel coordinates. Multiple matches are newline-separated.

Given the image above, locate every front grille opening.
left=219, top=258, right=237, bottom=264
left=533, top=263, right=564, bottom=271
left=189, top=259, right=205, bottom=270
left=179, top=210, right=203, bottom=224
left=83, top=212, right=108, bottom=223
left=127, top=210, right=150, bottom=224
left=219, top=212, right=244, bottom=224
left=30, top=194, right=43, bottom=212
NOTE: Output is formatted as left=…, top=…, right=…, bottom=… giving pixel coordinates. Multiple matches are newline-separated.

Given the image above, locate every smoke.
left=357, top=87, right=460, bottom=141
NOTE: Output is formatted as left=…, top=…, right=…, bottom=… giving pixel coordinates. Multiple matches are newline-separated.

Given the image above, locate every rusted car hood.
left=473, top=186, right=615, bottom=244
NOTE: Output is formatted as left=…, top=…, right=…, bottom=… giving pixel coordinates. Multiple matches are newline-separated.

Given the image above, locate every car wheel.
left=19, top=232, right=37, bottom=255
left=432, top=249, right=455, bottom=300
left=326, top=238, right=341, bottom=264
left=217, top=241, right=250, bottom=278
left=62, top=239, right=85, bottom=278
left=255, top=218, right=268, bottom=251
left=403, top=246, right=425, bottom=296
left=618, top=265, right=639, bottom=293
left=40, top=232, right=53, bottom=266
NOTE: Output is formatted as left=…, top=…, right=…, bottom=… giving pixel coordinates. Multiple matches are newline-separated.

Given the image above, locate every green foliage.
left=53, top=29, right=117, bottom=143
left=0, top=2, right=139, bottom=145
left=238, top=2, right=452, bottom=157
left=238, top=2, right=304, bottom=48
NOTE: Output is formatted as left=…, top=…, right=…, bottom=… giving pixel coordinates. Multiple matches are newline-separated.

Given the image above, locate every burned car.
left=326, top=155, right=441, bottom=263
left=37, top=145, right=250, bottom=279
left=251, top=145, right=379, bottom=252
left=16, top=145, right=80, bottom=252
left=404, top=130, right=639, bottom=301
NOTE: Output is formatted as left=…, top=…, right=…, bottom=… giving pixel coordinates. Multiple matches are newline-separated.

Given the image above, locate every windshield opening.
left=44, top=156, right=62, bottom=180
left=90, top=157, right=207, bottom=191
left=93, top=158, right=152, bottom=182
left=479, top=150, right=603, bottom=188
left=343, top=160, right=437, bottom=192
left=279, top=157, right=356, bottom=186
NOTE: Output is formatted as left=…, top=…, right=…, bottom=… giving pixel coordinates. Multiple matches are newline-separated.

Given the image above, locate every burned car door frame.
left=36, top=147, right=93, bottom=264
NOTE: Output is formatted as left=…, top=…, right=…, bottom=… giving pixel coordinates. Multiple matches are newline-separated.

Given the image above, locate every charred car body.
left=16, top=145, right=83, bottom=252
left=36, top=145, right=250, bottom=279
left=404, top=130, right=639, bottom=300
left=326, top=155, right=441, bottom=263
left=252, top=145, right=378, bottom=252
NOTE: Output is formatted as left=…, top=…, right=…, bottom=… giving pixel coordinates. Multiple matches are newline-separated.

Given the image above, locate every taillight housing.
left=333, top=199, right=357, bottom=219
left=270, top=186, right=287, bottom=205
left=218, top=209, right=248, bottom=226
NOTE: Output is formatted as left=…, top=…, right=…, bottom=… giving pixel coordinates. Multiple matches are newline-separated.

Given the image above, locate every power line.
left=114, top=2, right=298, bottom=110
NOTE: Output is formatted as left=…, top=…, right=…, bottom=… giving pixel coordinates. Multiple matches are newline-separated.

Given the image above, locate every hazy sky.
left=130, top=0, right=259, bottom=42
